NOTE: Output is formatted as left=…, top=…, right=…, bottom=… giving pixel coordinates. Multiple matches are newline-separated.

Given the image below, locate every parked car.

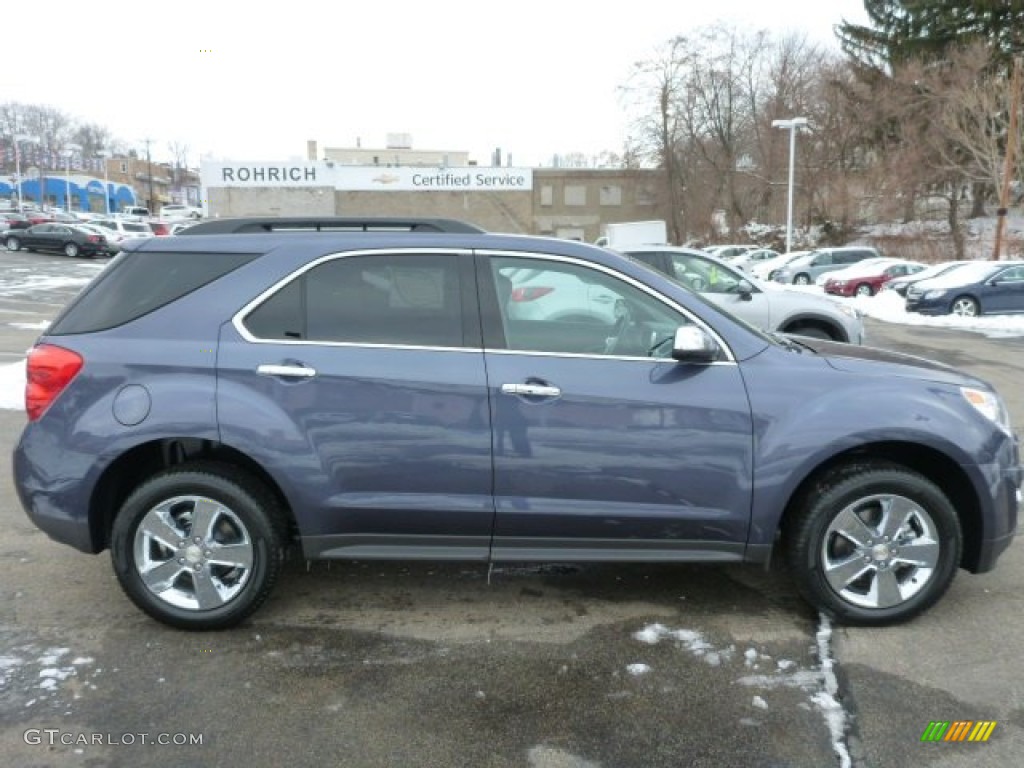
left=0, top=212, right=32, bottom=230
left=749, top=250, right=811, bottom=281
left=730, top=248, right=780, bottom=272
left=159, top=204, right=203, bottom=220
left=884, top=261, right=971, bottom=297
left=23, top=210, right=55, bottom=226
left=774, top=246, right=882, bottom=285
left=12, top=217, right=1020, bottom=630
left=905, top=260, right=1024, bottom=316
left=705, top=244, right=756, bottom=261
left=3, top=222, right=110, bottom=258
left=814, top=257, right=899, bottom=286
left=93, top=218, right=154, bottom=240
left=76, top=224, right=123, bottom=254
left=621, top=246, right=864, bottom=343
left=823, top=260, right=927, bottom=297
left=118, top=206, right=152, bottom=221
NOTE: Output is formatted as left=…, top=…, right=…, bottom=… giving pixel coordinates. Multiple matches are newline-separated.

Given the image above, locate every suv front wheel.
left=785, top=463, right=961, bottom=626
left=111, top=464, right=285, bottom=630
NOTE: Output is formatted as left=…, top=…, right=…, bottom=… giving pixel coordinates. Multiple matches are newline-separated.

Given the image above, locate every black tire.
left=785, top=463, right=961, bottom=626
left=793, top=273, right=811, bottom=285
left=64, top=242, right=80, bottom=258
left=950, top=295, right=979, bottom=317
left=5, top=236, right=20, bottom=251
left=110, top=463, right=285, bottom=630
left=855, top=283, right=873, bottom=297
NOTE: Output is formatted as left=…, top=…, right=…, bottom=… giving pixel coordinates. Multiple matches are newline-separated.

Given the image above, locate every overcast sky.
left=5, top=0, right=868, bottom=167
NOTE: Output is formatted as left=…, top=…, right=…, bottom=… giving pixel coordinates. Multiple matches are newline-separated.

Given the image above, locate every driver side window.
left=488, top=256, right=688, bottom=358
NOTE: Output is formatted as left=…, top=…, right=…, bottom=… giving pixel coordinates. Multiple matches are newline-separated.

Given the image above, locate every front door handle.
left=501, top=383, right=561, bottom=398
left=257, top=364, right=317, bottom=379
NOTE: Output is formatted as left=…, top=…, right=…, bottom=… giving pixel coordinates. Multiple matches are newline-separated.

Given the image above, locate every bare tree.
left=621, top=36, right=690, bottom=243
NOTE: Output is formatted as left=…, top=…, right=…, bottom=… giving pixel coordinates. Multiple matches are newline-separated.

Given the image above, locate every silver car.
left=773, top=246, right=881, bottom=285
left=621, top=246, right=865, bottom=343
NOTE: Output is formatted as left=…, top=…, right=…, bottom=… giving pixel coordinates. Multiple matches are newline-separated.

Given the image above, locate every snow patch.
left=9, top=321, right=50, bottom=331
left=626, top=663, right=651, bottom=676
left=632, top=624, right=732, bottom=666
left=0, top=360, right=26, bottom=410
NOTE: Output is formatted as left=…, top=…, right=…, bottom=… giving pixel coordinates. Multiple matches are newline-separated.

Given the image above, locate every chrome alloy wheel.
left=820, top=493, right=940, bottom=610
left=133, top=495, right=254, bottom=611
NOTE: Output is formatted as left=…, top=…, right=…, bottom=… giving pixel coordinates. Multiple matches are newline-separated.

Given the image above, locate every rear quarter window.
left=47, top=251, right=260, bottom=334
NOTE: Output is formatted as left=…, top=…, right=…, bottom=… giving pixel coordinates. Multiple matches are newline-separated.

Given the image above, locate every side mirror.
left=671, top=326, right=720, bottom=363
left=736, top=279, right=754, bottom=299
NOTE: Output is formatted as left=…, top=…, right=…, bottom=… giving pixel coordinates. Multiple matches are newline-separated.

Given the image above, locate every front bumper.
left=904, top=296, right=949, bottom=315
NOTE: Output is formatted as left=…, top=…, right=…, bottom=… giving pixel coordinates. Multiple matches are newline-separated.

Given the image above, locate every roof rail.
left=177, top=217, right=486, bottom=235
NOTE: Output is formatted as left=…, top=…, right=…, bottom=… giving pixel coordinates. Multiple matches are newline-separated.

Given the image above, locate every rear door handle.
left=257, top=364, right=317, bottom=379
left=501, top=383, right=561, bottom=398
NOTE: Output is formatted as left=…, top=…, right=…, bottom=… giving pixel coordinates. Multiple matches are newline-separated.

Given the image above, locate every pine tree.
left=838, top=1, right=1024, bottom=74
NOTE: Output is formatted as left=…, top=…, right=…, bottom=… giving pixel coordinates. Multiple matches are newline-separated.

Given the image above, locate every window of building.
left=599, top=185, right=622, bottom=206
left=540, top=185, right=553, bottom=207
left=564, top=186, right=587, bottom=206
left=635, top=184, right=656, bottom=206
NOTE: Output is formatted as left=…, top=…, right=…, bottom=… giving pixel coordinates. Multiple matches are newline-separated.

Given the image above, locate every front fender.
left=739, top=349, right=1001, bottom=553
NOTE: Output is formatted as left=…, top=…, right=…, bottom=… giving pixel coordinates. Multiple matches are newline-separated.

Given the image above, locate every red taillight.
left=510, top=286, right=554, bottom=302
left=25, top=344, right=83, bottom=421
left=86, top=235, right=100, bottom=243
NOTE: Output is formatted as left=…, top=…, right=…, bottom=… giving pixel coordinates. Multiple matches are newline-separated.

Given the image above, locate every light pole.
left=13, top=134, right=40, bottom=212
left=62, top=143, right=82, bottom=213
left=97, top=149, right=112, bottom=215
left=772, top=117, right=808, bottom=253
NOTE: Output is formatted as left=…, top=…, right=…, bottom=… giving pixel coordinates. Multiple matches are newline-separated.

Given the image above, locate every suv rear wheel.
left=110, top=464, right=285, bottom=630
left=785, top=463, right=961, bottom=626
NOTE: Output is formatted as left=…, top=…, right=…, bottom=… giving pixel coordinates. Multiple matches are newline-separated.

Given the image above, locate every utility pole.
left=143, top=138, right=155, bottom=212
left=993, top=57, right=1022, bottom=261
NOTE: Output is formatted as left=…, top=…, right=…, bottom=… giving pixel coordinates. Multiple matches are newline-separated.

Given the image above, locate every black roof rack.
left=177, top=217, right=486, bottom=236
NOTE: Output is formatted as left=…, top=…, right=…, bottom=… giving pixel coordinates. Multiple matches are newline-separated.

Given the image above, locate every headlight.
left=961, top=387, right=1013, bottom=434
left=836, top=304, right=861, bottom=320
left=924, top=289, right=948, bottom=299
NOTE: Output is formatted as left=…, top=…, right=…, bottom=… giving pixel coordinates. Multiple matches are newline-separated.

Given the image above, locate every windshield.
left=925, top=261, right=1002, bottom=286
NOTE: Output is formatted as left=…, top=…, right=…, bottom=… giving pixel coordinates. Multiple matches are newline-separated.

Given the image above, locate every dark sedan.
left=906, top=261, right=1024, bottom=316
left=3, top=223, right=110, bottom=258
left=885, top=261, right=970, bottom=297
left=0, top=212, right=32, bottom=230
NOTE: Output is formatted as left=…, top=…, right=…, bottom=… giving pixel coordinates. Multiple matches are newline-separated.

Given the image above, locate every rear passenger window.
left=48, top=252, right=260, bottom=334
left=244, top=253, right=466, bottom=348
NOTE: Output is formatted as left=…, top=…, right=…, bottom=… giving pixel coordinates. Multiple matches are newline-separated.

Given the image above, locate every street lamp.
left=62, top=143, right=82, bottom=213
left=96, top=149, right=112, bottom=215
left=771, top=117, right=808, bottom=253
left=13, top=133, right=40, bottom=212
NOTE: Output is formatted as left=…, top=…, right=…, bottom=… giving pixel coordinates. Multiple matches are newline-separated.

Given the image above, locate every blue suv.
left=13, top=218, right=1022, bottom=629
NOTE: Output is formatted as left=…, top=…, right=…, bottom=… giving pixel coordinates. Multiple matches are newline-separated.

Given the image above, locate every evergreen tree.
left=838, top=1, right=1024, bottom=73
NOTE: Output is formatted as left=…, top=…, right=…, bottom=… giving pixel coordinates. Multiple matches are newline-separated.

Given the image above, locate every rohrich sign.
left=200, top=162, right=533, bottom=191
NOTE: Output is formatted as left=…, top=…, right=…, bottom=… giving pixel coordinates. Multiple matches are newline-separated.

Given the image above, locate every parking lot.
left=0, top=250, right=1021, bottom=767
